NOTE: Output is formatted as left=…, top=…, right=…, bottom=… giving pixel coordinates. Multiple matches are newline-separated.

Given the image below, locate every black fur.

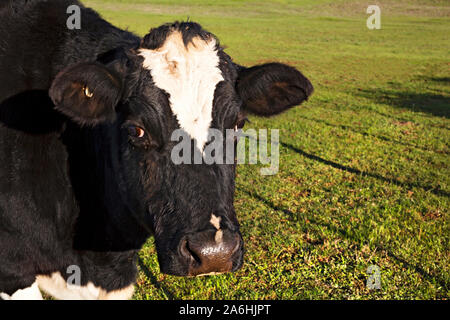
left=50, top=62, right=123, bottom=126
left=0, top=0, right=313, bottom=297
left=237, top=63, right=314, bottom=116
left=141, top=21, right=217, bottom=50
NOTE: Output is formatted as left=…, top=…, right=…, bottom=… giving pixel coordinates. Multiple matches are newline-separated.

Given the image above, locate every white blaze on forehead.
left=139, top=31, right=224, bottom=150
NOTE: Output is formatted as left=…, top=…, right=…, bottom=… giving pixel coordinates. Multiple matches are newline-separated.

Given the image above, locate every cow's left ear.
left=49, top=62, right=123, bottom=126
left=236, top=62, right=313, bottom=116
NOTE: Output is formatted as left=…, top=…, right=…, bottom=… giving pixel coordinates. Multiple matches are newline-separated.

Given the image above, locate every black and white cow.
left=0, top=0, right=313, bottom=299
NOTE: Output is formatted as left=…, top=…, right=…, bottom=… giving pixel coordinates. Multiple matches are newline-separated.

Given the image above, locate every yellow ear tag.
left=83, top=86, right=94, bottom=98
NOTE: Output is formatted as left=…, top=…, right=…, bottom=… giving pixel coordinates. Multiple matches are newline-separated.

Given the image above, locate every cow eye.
left=127, top=125, right=145, bottom=138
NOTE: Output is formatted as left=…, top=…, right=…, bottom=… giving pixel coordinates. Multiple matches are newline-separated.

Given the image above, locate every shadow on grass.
left=238, top=187, right=296, bottom=218
left=237, top=186, right=449, bottom=294
left=421, top=76, right=450, bottom=84
left=137, top=256, right=177, bottom=300
left=357, top=107, right=449, bottom=130
left=309, top=214, right=450, bottom=295
left=356, top=88, right=450, bottom=118
left=280, top=141, right=449, bottom=198
left=296, top=114, right=448, bottom=154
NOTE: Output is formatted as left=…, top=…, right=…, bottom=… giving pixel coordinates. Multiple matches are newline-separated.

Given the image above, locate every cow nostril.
left=180, top=239, right=201, bottom=264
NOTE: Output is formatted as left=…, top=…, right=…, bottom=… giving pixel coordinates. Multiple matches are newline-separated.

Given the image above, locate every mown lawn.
left=83, top=0, right=449, bottom=299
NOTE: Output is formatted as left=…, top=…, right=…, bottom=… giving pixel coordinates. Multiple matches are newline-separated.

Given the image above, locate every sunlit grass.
left=83, top=0, right=449, bottom=299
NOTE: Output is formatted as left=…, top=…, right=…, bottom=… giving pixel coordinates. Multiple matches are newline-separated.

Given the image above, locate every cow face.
left=49, top=22, right=313, bottom=277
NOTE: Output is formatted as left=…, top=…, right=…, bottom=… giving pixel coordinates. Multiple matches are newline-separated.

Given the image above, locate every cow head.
left=49, top=22, right=313, bottom=277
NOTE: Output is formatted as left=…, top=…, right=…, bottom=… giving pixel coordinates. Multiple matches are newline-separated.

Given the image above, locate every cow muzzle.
left=179, top=228, right=243, bottom=276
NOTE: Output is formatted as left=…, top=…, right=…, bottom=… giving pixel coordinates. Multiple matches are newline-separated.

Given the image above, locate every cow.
left=0, top=0, right=313, bottom=300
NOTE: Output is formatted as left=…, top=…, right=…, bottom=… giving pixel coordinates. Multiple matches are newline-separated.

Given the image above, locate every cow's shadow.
left=357, top=78, right=450, bottom=118
left=136, top=257, right=177, bottom=300
left=0, top=90, right=63, bottom=134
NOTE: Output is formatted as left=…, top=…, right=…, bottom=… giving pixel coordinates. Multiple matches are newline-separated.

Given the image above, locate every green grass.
left=83, top=0, right=449, bottom=299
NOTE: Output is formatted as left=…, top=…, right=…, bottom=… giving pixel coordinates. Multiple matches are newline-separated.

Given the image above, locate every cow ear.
left=236, top=62, right=314, bottom=116
left=49, top=62, right=123, bottom=126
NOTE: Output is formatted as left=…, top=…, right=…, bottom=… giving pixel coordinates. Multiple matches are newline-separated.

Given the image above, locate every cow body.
left=0, top=0, right=313, bottom=299
left=0, top=0, right=142, bottom=299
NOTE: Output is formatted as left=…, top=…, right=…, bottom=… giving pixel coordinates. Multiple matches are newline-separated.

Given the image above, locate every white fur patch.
left=210, top=214, right=223, bottom=243
left=210, top=214, right=221, bottom=230
left=0, top=282, right=43, bottom=300
left=139, top=31, right=223, bottom=151
left=36, top=272, right=134, bottom=300
left=214, top=229, right=223, bottom=243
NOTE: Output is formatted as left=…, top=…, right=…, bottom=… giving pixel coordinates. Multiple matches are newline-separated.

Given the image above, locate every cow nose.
left=180, top=229, right=241, bottom=276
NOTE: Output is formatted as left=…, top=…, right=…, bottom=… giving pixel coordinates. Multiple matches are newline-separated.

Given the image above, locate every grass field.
left=83, top=0, right=449, bottom=299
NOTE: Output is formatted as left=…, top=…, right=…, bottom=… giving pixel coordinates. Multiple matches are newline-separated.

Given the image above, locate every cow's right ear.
left=49, top=62, right=123, bottom=126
